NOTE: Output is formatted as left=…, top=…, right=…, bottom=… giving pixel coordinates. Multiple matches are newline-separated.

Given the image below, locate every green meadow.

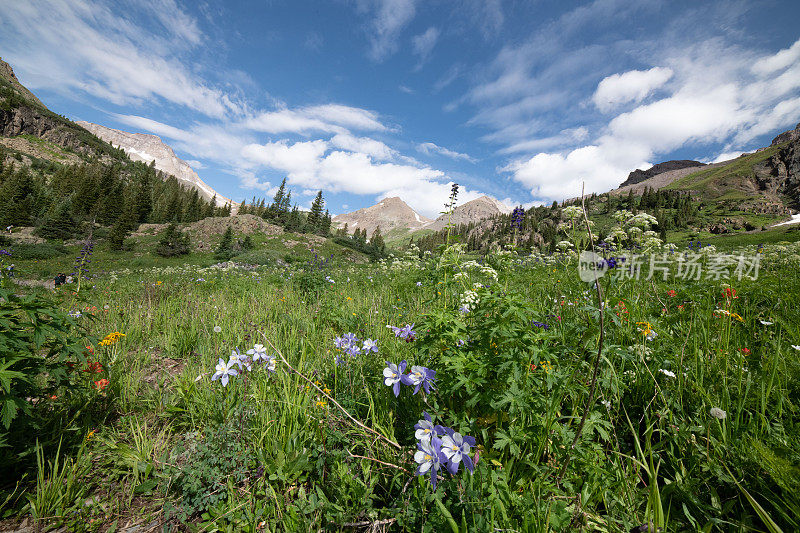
left=2, top=231, right=800, bottom=532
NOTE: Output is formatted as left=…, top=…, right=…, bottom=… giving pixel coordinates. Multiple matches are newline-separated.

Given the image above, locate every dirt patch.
left=0, top=135, right=83, bottom=165
left=132, top=215, right=284, bottom=251
left=5, top=226, right=45, bottom=244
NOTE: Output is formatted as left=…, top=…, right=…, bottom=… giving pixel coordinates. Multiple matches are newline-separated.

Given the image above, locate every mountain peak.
left=76, top=121, right=235, bottom=207
left=425, top=195, right=511, bottom=231
left=333, top=197, right=431, bottom=236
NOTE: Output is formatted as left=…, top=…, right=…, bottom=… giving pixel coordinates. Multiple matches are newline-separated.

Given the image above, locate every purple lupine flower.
left=402, top=365, right=436, bottom=394
left=383, top=360, right=407, bottom=397
left=511, top=206, right=525, bottom=231
left=211, top=357, right=238, bottom=386
left=362, top=338, right=378, bottom=353
left=414, top=436, right=447, bottom=489
left=440, top=429, right=477, bottom=474
left=532, top=321, right=550, bottom=330
left=456, top=338, right=467, bottom=347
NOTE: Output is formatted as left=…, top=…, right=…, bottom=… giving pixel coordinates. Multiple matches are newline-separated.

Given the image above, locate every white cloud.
left=243, top=104, right=387, bottom=134
left=592, top=67, right=673, bottom=112
left=710, top=151, right=746, bottom=164
left=0, top=0, right=243, bottom=119
left=240, top=137, right=466, bottom=217
left=358, top=0, right=417, bottom=61
left=417, top=142, right=476, bottom=163
left=331, top=133, right=397, bottom=160
left=504, top=37, right=800, bottom=203
left=500, top=127, right=588, bottom=154
left=412, top=27, right=440, bottom=63
left=185, top=159, right=205, bottom=169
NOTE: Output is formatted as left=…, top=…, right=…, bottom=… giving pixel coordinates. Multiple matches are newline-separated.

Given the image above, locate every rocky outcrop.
left=1, top=105, right=100, bottom=155
left=771, top=122, right=800, bottom=146
left=619, top=160, right=706, bottom=188
left=753, top=138, right=800, bottom=204
left=0, top=57, right=44, bottom=107
left=77, top=121, right=235, bottom=207
left=333, top=197, right=431, bottom=237
left=425, top=195, right=512, bottom=231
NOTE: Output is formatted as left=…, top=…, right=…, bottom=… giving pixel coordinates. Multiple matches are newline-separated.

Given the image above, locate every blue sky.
left=1, top=0, right=800, bottom=216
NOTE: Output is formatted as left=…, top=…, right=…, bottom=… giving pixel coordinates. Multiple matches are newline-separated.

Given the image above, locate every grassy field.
left=2, top=232, right=800, bottom=532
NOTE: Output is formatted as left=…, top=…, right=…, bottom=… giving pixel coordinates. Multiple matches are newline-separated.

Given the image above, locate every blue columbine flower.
left=211, top=357, right=239, bottom=386
left=247, top=343, right=268, bottom=363
left=264, top=354, right=277, bottom=374
left=334, top=336, right=348, bottom=349
left=414, top=412, right=444, bottom=443
left=362, top=338, right=378, bottom=353
left=231, top=349, right=251, bottom=372
left=399, top=323, right=416, bottom=341
left=347, top=344, right=362, bottom=358
left=383, top=360, right=407, bottom=397
left=440, top=429, right=477, bottom=474
left=342, top=332, right=359, bottom=345
left=386, top=324, right=402, bottom=336
left=414, top=436, right=447, bottom=489
left=334, top=353, right=346, bottom=366
left=402, top=365, right=436, bottom=394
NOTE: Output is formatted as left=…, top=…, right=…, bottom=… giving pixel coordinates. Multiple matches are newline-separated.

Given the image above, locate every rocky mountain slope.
left=76, top=121, right=234, bottom=207
left=1, top=57, right=121, bottom=159
left=618, top=160, right=706, bottom=188
left=332, top=197, right=431, bottom=237
left=771, top=122, right=800, bottom=146
left=425, top=195, right=512, bottom=232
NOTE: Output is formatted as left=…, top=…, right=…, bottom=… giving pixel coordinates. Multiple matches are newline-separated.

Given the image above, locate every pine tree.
left=370, top=226, right=385, bottom=253
left=319, top=209, right=332, bottom=236
left=307, top=191, right=324, bottom=232
left=214, top=226, right=236, bottom=260
left=37, top=197, right=78, bottom=240
left=108, top=202, right=137, bottom=251
left=284, top=205, right=302, bottom=232
left=154, top=223, right=191, bottom=257
left=269, top=178, right=287, bottom=220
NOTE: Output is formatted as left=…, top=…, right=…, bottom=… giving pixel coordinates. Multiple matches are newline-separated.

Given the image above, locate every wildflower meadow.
left=1, top=207, right=800, bottom=532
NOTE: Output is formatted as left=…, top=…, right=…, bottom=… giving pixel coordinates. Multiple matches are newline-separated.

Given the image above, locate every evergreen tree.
left=154, top=223, right=191, bottom=257
left=319, top=209, right=332, bottom=236
left=36, top=197, right=78, bottom=240
left=307, top=191, right=324, bottom=231
left=269, top=178, right=287, bottom=220
left=108, top=202, right=137, bottom=251
left=214, top=226, right=236, bottom=260
left=370, top=226, right=385, bottom=253
left=284, top=205, right=302, bottom=232
left=134, top=171, right=153, bottom=223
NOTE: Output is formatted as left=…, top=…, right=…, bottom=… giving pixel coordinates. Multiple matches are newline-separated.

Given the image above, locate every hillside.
left=0, top=57, right=228, bottom=238
left=618, top=159, right=706, bottom=188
